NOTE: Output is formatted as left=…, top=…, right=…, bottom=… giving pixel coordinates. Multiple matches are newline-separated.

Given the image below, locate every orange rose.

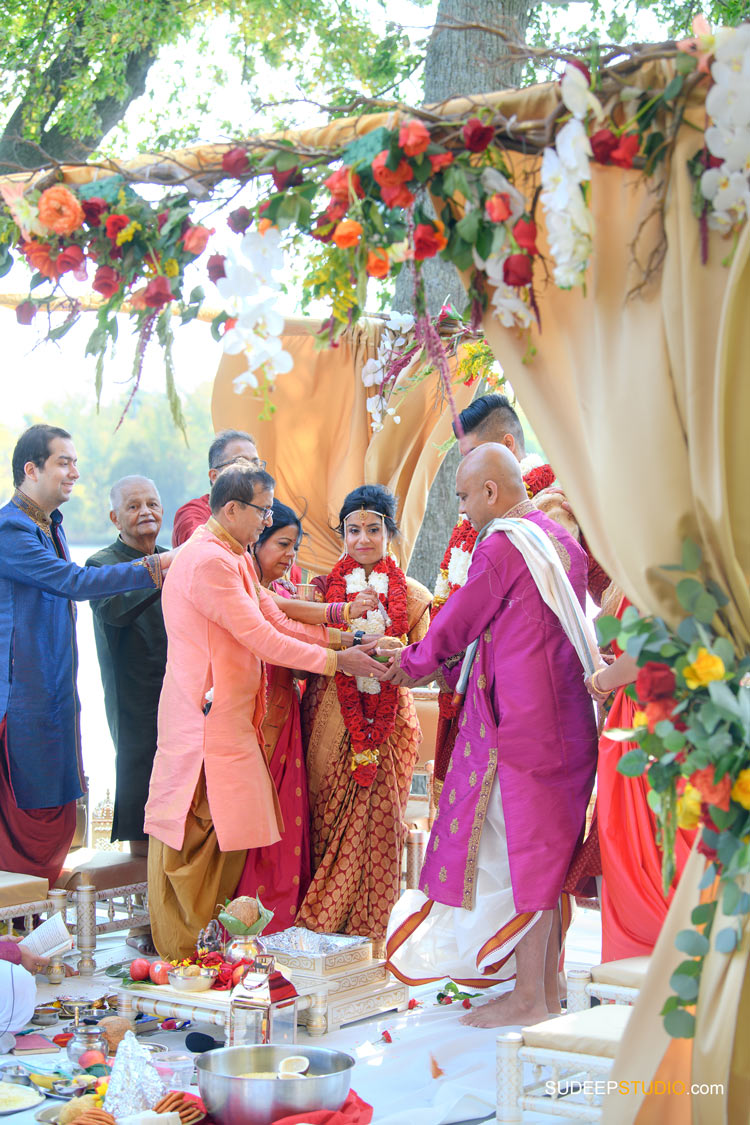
left=399, top=119, right=431, bottom=157
left=37, top=185, right=84, bottom=236
left=258, top=218, right=274, bottom=234
left=689, top=765, right=731, bottom=812
left=181, top=224, right=214, bottom=255
left=21, top=239, right=59, bottom=280
left=372, top=151, right=413, bottom=188
left=366, top=249, right=390, bottom=278
left=332, top=220, right=363, bottom=248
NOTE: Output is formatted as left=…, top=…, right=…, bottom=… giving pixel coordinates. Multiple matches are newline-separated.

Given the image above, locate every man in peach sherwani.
left=145, top=463, right=384, bottom=959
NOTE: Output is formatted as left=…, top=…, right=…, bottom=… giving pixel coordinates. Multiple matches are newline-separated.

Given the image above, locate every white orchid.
left=555, top=119, right=593, bottom=183
left=240, top=227, right=285, bottom=281
left=386, top=311, right=415, bottom=334
left=216, top=259, right=260, bottom=302
left=560, top=64, right=604, bottom=122
left=491, top=283, right=534, bottom=329
left=361, top=357, right=384, bottom=388
left=540, top=148, right=578, bottom=211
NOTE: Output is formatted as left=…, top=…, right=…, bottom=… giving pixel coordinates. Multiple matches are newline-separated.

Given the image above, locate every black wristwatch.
left=352, top=630, right=366, bottom=646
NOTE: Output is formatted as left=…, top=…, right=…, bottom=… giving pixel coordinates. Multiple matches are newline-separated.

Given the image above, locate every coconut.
left=225, top=896, right=261, bottom=927
left=97, top=1014, right=134, bottom=1054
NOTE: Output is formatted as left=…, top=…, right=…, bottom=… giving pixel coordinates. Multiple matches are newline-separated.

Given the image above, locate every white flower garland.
left=345, top=566, right=388, bottom=695
left=701, top=23, right=750, bottom=233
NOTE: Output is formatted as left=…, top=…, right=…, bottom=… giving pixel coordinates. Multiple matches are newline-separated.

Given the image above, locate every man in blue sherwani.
left=0, top=424, right=174, bottom=885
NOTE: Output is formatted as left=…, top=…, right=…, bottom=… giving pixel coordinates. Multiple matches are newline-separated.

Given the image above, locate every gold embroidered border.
left=546, top=531, right=572, bottom=574
left=462, top=744, right=498, bottom=910
left=12, top=489, right=52, bottom=536
left=133, top=554, right=163, bottom=589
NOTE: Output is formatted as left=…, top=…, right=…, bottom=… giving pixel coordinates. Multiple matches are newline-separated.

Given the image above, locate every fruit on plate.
left=28, top=1072, right=54, bottom=1089
left=97, top=1015, right=134, bottom=1053
left=77, top=1049, right=106, bottom=1068
left=129, top=958, right=151, bottom=981
left=149, top=960, right=171, bottom=985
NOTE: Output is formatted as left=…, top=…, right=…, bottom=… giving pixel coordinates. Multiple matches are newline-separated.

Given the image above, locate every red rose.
left=485, top=193, right=511, bottom=223
left=272, top=166, right=304, bottom=191
left=227, top=206, right=252, bottom=234
left=222, top=147, right=250, bottom=176
left=142, top=275, right=175, bottom=309
left=181, top=224, right=213, bottom=255
left=311, top=215, right=335, bottom=242
left=15, top=301, right=36, bottom=325
left=206, top=253, right=227, bottom=282
left=105, top=214, right=131, bottom=240
left=380, top=183, right=415, bottom=209
left=635, top=662, right=676, bottom=702
left=503, top=253, right=532, bottom=287
left=82, top=197, right=108, bottom=225
left=413, top=221, right=448, bottom=261
left=513, top=218, right=538, bottom=255
left=398, top=119, right=431, bottom=157
left=372, top=150, right=413, bottom=188
left=325, top=198, right=349, bottom=222
left=610, top=133, right=640, bottom=169
left=56, top=244, right=86, bottom=275
left=92, top=265, right=121, bottom=299
left=156, top=210, right=170, bottom=231
left=690, top=766, right=731, bottom=812
left=428, top=151, right=454, bottom=173
left=590, top=128, right=619, bottom=165
left=325, top=166, right=364, bottom=201
left=462, top=118, right=494, bottom=153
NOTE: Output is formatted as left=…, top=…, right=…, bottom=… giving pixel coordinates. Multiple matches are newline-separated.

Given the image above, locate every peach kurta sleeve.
left=256, top=583, right=333, bottom=645
left=190, top=555, right=335, bottom=674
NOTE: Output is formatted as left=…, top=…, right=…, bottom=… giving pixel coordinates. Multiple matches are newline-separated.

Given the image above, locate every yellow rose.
left=683, top=647, right=725, bottom=690
left=632, top=710, right=649, bottom=728
left=677, top=783, right=702, bottom=830
left=731, top=769, right=750, bottom=810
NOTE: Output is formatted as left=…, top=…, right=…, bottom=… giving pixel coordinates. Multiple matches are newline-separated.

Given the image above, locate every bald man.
left=86, top=477, right=168, bottom=864
left=384, top=445, right=598, bottom=1028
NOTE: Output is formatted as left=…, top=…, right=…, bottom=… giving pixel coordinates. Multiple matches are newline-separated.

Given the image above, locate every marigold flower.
left=632, top=710, right=648, bottom=728
left=399, top=119, right=431, bottom=157
left=683, top=647, right=725, bottom=690
left=413, top=220, right=448, bottom=260
left=332, top=219, right=363, bottom=248
left=116, top=220, right=142, bottom=246
left=677, top=783, right=702, bottom=830
left=37, top=185, right=84, bottom=236
left=163, top=258, right=179, bottom=277
left=366, top=248, right=390, bottom=278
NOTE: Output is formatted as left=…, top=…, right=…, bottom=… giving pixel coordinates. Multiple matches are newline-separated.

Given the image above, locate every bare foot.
left=126, top=931, right=156, bottom=955
left=460, top=992, right=551, bottom=1029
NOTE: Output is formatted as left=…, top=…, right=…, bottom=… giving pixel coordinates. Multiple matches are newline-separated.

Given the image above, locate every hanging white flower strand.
left=217, top=227, right=293, bottom=391
left=701, top=23, right=750, bottom=234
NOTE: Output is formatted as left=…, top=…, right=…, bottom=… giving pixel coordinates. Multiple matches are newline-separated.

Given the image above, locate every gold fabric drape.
left=472, top=70, right=750, bottom=1125
left=212, top=317, right=475, bottom=575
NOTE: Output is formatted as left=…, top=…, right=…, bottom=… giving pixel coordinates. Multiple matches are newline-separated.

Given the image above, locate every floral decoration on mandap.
left=598, top=538, right=750, bottom=1040
left=2, top=22, right=750, bottom=420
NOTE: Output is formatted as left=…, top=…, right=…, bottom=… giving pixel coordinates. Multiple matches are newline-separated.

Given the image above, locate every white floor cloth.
left=387, top=776, right=541, bottom=983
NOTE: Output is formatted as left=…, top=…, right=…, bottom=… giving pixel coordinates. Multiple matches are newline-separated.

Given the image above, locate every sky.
left=0, top=0, right=669, bottom=433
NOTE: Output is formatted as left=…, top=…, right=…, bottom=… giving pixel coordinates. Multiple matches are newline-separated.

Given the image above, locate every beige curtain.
left=474, top=70, right=750, bottom=1125
left=212, top=317, right=475, bottom=576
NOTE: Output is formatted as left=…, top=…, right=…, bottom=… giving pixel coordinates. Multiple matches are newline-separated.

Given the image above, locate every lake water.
left=70, top=544, right=133, bottom=819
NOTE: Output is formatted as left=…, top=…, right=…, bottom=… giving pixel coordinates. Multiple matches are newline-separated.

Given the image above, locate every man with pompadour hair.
left=0, top=426, right=174, bottom=886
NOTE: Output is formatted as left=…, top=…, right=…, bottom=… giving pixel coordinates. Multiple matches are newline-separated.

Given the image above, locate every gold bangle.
left=328, top=627, right=342, bottom=650
left=591, top=668, right=611, bottom=696
left=323, top=649, right=338, bottom=677
left=343, top=602, right=352, bottom=624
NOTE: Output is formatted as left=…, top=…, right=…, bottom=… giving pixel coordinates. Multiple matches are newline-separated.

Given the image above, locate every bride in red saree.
left=296, top=485, right=432, bottom=939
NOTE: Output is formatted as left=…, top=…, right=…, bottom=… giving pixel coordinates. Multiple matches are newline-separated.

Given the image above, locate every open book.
left=18, top=911, right=73, bottom=959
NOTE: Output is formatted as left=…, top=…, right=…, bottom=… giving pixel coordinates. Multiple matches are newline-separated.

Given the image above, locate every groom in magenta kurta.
left=384, top=444, right=597, bottom=1027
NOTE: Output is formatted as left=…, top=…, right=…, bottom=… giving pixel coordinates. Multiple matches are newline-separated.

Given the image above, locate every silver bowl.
left=197, top=1045, right=354, bottom=1125
left=168, top=966, right=219, bottom=992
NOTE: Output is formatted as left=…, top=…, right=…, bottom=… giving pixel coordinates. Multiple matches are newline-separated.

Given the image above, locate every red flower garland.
left=524, top=463, right=556, bottom=496
left=326, top=555, right=409, bottom=786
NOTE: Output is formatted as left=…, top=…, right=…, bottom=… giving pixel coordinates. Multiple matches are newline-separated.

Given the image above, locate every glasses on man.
left=229, top=500, right=273, bottom=520
left=214, top=456, right=267, bottom=471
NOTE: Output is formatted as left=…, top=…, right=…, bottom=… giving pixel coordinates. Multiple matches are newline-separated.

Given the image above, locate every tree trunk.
left=405, top=0, right=532, bottom=590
